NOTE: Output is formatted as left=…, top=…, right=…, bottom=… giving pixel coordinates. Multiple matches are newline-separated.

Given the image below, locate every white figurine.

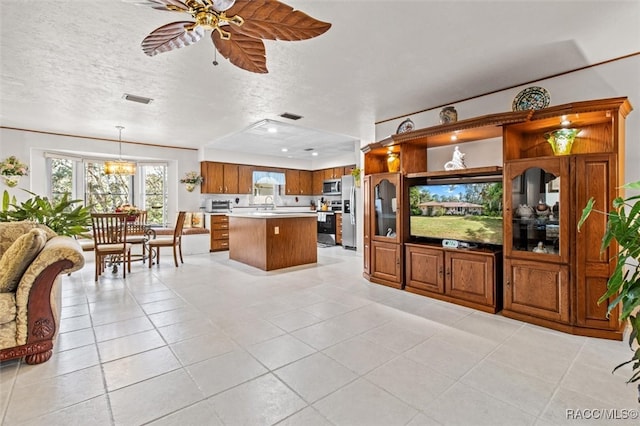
left=444, top=146, right=467, bottom=171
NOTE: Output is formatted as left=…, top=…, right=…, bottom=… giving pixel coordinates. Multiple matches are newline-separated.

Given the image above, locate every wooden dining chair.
left=126, top=210, right=149, bottom=264
left=148, top=211, right=187, bottom=268
left=91, top=213, right=132, bottom=281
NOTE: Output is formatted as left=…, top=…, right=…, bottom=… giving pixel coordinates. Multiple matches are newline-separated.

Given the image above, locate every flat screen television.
left=409, top=181, right=503, bottom=247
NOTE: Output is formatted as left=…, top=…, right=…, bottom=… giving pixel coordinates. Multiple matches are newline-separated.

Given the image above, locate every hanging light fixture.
left=104, top=125, right=136, bottom=175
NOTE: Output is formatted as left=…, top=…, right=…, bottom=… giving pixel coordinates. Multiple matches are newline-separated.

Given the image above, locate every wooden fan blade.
left=212, top=28, right=267, bottom=73
left=139, top=0, right=192, bottom=13
left=142, top=22, right=204, bottom=56
left=226, top=0, right=331, bottom=41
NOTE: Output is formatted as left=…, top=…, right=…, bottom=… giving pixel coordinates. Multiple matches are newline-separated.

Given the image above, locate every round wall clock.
left=512, top=86, right=551, bottom=111
left=396, top=118, right=415, bottom=134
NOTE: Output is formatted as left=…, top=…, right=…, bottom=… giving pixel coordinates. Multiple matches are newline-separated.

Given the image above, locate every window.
left=47, top=154, right=168, bottom=225
left=140, top=164, right=168, bottom=226
left=85, top=161, right=133, bottom=212
left=50, top=158, right=74, bottom=206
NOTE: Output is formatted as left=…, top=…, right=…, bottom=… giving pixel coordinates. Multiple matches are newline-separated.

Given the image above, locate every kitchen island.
left=228, top=211, right=317, bottom=271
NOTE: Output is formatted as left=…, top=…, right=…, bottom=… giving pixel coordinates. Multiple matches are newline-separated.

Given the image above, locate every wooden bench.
left=152, top=227, right=210, bottom=255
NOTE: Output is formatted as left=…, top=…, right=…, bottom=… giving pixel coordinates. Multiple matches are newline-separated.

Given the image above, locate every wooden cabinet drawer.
left=211, top=215, right=229, bottom=224
left=212, top=222, right=229, bottom=230
left=213, top=229, right=230, bottom=240
left=212, top=239, right=229, bottom=250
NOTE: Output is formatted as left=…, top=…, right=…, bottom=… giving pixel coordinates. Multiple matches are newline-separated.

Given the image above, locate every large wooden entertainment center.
left=362, top=97, right=632, bottom=340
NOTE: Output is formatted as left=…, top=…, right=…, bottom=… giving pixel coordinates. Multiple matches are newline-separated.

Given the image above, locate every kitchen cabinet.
left=405, top=244, right=501, bottom=313
left=285, top=169, right=313, bottom=195
left=336, top=213, right=342, bottom=245
left=201, top=162, right=238, bottom=194
left=299, top=170, right=313, bottom=194
left=285, top=169, right=299, bottom=195
left=238, top=165, right=253, bottom=194
left=313, top=170, right=324, bottom=195
left=210, top=215, right=230, bottom=251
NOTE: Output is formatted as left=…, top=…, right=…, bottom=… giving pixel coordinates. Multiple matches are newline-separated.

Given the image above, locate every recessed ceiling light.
left=268, top=127, right=277, bottom=133
left=312, top=152, right=319, bottom=156
left=281, top=148, right=288, bottom=152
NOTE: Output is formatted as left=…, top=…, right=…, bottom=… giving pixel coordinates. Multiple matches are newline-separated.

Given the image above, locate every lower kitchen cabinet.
left=405, top=243, right=502, bottom=313
left=336, top=213, right=342, bottom=245
left=210, top=215, right=230, bottom=251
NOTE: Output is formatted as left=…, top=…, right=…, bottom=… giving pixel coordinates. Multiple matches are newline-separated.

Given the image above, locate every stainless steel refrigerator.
left=341, top=175, right=357, bottom=250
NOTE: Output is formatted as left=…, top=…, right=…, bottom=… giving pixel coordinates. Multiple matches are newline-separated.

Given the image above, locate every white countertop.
left=228, top=211, right=317, bottom=219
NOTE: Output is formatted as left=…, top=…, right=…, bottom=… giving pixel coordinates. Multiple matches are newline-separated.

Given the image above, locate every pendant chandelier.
left=105, top=125, right=136, bottom=175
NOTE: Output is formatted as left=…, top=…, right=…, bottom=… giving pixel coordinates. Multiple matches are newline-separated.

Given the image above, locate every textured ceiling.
left=1, top=0, right=639, bottom=160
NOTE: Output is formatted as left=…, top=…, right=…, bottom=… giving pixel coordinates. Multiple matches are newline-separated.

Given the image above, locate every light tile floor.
left=1, top=247, right=639, bottom=425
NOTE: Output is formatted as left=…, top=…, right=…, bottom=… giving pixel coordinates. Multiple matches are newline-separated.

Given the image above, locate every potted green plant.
left=579, top=181, right=640, bottom=397
left=351, top=167, right=361, bottom=187
left=0, top=190, right=91, bottom=237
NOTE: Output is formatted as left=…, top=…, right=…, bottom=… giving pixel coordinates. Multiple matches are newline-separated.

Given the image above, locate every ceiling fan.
left=139, top=0, right=331, bottom=73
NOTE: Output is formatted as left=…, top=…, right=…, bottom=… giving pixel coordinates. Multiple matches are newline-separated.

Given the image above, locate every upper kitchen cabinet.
left=238, top=165, right=254, bottom=194
left=299, top=170, right=313, bottom=194
left=200, top=161, right=238, bottom=194
left=284, top=170, right=313, bottom=195
left=312, top=170, right=324, bottom=195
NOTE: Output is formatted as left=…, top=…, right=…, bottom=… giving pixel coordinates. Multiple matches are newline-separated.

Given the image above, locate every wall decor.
left=396, top=118, right=415, bottom=134
left=439, top=106, right=458, bottom=124
left=512, top=86, right=550, bottom=111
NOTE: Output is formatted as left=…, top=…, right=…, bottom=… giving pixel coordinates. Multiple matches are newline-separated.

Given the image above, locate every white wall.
left=0, top=128, right=202, bottom=224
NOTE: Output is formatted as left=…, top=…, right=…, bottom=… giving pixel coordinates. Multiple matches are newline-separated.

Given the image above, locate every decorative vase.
left=387, top=154, right=400, bottom=173
left=2, top=176, right=20, bottom=187
left=545, top=128, right=580, bottom=156
left=439, top=106, right=458, bottom=124
left=185, top=183, right=196, bottom=192
left=516, top=204, right=535, bottom=219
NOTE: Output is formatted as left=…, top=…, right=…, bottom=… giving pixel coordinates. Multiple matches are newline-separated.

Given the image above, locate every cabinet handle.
left=446, top=269, right=451, bottom=276
left=506, top=279, right=510, bottom=287
left=439, top=266, right=443, bottom=276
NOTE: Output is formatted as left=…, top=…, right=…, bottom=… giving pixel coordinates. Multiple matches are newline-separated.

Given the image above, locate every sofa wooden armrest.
left=0, top=236, right=84, bottom=365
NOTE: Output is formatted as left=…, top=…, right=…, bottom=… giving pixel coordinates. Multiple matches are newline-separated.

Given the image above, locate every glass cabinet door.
left=504, top=158, right=569, bottom=263
left=373, top=175, right=399, bottom=241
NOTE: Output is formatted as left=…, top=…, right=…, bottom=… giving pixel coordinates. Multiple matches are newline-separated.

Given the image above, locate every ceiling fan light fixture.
left=211, top=0, right=236, bottom=12
left=105, top=126, right=136, bottom=176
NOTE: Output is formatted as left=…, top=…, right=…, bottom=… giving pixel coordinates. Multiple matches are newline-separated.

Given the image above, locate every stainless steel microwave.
left=323, top=179, right=341, bottom=195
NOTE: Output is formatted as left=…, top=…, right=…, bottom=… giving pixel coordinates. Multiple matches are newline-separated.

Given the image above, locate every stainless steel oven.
left=317, top=211, right=336, bottom=245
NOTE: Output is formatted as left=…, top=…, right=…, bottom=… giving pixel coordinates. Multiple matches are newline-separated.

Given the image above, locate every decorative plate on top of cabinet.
left=512, top=86, right=551, bottom=111
left=396, top=118, right=415, bottom=134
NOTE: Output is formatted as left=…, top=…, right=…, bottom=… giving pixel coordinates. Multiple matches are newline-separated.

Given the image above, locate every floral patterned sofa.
left=0, top=221, right=84, bottom=364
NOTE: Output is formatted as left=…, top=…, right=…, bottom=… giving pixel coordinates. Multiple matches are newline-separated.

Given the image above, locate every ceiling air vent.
left=280, top=112, right=303, bottom=120
left=122, top=93, right=154, bottom=104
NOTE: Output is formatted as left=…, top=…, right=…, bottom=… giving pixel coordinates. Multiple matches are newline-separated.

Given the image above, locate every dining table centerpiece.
left=0, top=156, right=29, bottom=187
left=115, top=204, right=142, bottom=221
left=180, top=171, right=204, bottom=192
